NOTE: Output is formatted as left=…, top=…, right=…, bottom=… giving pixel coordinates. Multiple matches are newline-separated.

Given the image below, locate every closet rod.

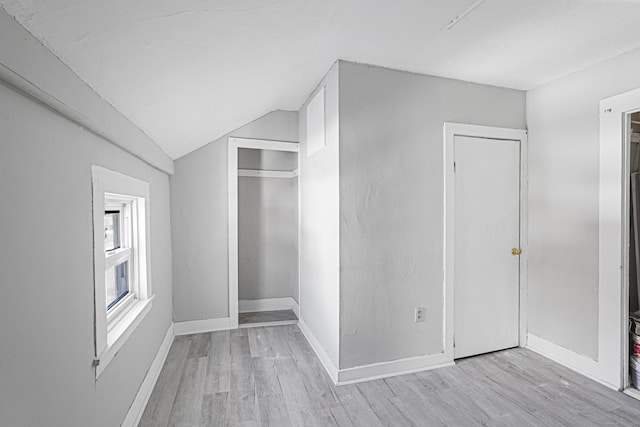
left=238, top=169, right=298, bottom=179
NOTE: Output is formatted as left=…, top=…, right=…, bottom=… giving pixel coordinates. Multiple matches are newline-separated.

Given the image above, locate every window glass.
left=106, top=261, right=129, bottom=309
left=104, top=211, right=120, bottom=251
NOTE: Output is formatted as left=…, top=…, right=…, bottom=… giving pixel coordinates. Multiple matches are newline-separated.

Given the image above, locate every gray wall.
left=171, top=110, right=298, bottom=321
left=338, top=62, right=527, bottom=368
left=298, top=62, right=341, bottom=367
left=238, top=176, right=299, bottom=301
left=527, top=46, right=640, bottom=359
left=0, top=82, right=173, bottom=426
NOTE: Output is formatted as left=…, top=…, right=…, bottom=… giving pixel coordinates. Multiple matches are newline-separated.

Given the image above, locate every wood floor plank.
left=328, top=405, right=355, bottom=427
left=229, top=329, right=260, bottom=426
left=356, top=379, right=414, bottom=426
left=248, top=327, right=275, bottom=359
left=458, top=355, right=586, bottom=426
left=383, top=374, right=451, bottom=426
left=482, top=352, right=619, bottom=426
left=278, top=372, right=333, bottom=427
left=139, top=336, right=191, bottom=427
left=204, top=330, right=231, bottom=394
left=332, top=384, right=384, bottom=427
left=143, top=325, right=640, bottom=427
left=200, top=392, right=229, bottom=427
left=433, top=362, right=535, bottom=427
left=239, top=310, right=297, bottom=325
left=167, top=356, right=207, bottom=427
left=252, top=357, right=293, bottom=427
left=187, top=333, right=211, bottom=358
left=265, top=325, right=294, bottom=358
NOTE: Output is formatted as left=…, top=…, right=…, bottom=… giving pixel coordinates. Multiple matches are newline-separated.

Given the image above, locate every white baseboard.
left=297, top=320, right=339, bottom=384
left=239, top=297, right=299, bottom=318
left=297, top=319, right=454, bottom=386
left=173, top=317, right=235, bottom=335
left=336, top=353, right=454, bottom=385
left=121, top=323, right=174, bottom=427
left=526, top=333, right=612, bottom=388
left=624, top=387, right=640, bottom=401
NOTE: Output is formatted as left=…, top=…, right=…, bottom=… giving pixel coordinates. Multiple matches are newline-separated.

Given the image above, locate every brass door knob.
left=512, top=248, right=522, bottom=256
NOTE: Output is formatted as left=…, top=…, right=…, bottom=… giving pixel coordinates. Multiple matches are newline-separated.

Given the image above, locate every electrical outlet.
left=415, top=307, right=425, bottom=322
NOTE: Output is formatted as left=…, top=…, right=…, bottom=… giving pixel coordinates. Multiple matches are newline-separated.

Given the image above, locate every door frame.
left=443, top=123, right=528, bottom=362
left=599, top=88, right=640, bottom=391
left=227, top=137, right=300, bottom=329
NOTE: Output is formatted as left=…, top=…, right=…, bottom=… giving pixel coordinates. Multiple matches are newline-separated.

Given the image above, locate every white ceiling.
left=2, top=0, right=640, bottom=159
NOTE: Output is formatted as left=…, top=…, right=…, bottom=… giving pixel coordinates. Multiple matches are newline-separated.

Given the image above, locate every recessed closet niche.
left=629, top=112, right=640, bottom=389
left=237, top=148, right=299, bottom=326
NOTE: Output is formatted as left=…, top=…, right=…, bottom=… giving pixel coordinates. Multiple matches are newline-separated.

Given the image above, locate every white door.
left=454, top=135, right=521, bottom=359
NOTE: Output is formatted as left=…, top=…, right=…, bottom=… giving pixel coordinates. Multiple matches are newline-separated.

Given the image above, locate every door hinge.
left=512, top=248, right=522, bottom=256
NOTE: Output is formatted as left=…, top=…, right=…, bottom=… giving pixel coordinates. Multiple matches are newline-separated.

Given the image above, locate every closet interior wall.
left=237, top=148, right=299, bottom=307
left=630, top=112, right=640, bottom=314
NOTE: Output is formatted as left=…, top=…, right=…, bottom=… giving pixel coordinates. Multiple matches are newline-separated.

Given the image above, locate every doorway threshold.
left=238, top=309, right=298, bottom=329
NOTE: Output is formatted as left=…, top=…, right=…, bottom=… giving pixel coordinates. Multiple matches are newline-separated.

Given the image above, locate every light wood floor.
left=140, top=325, right=640, bottom=426
left=238, top=310, right=298, bottom=326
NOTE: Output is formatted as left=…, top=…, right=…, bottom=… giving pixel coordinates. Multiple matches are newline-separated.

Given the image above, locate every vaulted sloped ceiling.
left=2, top=0, right=640, bottom=159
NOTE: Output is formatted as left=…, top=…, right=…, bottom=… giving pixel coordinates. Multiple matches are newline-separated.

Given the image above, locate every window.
left=104, top=198, right=135, bottom=324
left=92, top=166, right=153, bottom=378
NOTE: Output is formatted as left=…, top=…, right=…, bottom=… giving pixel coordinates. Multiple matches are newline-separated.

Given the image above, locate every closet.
left=629, top=112, right=640, bottom=389
left=236, top=147, right=299, bottom=327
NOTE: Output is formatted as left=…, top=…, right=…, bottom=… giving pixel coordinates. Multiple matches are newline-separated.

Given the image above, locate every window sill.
left=95, top=296, right=155, bottom=379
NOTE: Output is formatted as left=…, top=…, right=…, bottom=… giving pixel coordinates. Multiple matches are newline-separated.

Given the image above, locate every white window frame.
left=92, top=166, right=153, bottom=378
left=104, top=198, right=135, bottom=331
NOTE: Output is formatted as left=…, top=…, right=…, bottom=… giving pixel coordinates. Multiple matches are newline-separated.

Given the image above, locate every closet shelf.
left=238, top=169, right=298, bottom=179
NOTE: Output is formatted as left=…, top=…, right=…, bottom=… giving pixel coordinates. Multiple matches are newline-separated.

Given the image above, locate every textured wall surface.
left=0, top=81, right=173, bottom=427
left=338, top=62, right=526, bottom=368
left=527, top=46, right=640, bottom=360
left=171, top=110, right=298, bottom=322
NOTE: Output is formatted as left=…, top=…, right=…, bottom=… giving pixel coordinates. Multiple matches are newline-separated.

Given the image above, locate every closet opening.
left=628, top=111, right=640, bottom=393
left=227, top=138, right=300, bottom=329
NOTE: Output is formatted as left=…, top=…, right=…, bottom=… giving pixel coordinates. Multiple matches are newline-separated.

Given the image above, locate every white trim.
left=239, top=320, right=298, bottom=328
left=623, top=387, right=640, bottom=401
left=92, top=166, right=153, bottom=378
left=228, top=137, right=300, bottom=331
left=228, top=141, right=240, bottom=330
left=237, top=169, right=298, bottom=179
left=306, top=86, right=327, bottom=156
left=297, top=320, right=339, bottom=384
left=336, top=353, right=454, bottom=386
left=121, top=324, right=174, bottom=427
left=229, top=137, right=299, bottom=152
left=526, top=333, right=614, bottom=389
left=238, top=297, right=300, bottom=317
left=299, top=319, right=453, bottom=386
left=297, top=150, right=302, bottom=321
left=443, top=123, right=529, bottom=362
left=173, top=317, right=235, bottom=336
left=599, top=88, right=640, bottom=390
left=96, top=297, right=154, bottom=378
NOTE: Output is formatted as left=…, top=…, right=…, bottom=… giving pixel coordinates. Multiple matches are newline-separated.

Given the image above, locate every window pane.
left=106, top=261, right=129, bottom=310
left=104, top=211, right=120, bottom=251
